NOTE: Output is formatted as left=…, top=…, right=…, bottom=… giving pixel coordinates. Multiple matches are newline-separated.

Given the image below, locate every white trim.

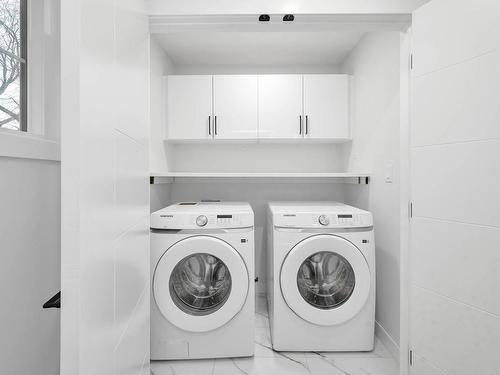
left=0, top=0, right=60, bottom=161
left=399, top=29, right=412, bottom=375
left=375, top=320, right=400, bottom=363
left=149, top=14, right=412, bottom=34
left=0, top=128, right=60, bottom=161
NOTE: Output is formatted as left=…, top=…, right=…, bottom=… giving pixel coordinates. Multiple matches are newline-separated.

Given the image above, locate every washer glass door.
left=154, top=236, right=249, bottom=332
left=280, top=234, right=371, bottom=326
left=170, top=253, right=232, bottom=316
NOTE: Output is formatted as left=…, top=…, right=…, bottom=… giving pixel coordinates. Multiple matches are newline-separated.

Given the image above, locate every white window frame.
left=0, top=0, right=60, bottom=161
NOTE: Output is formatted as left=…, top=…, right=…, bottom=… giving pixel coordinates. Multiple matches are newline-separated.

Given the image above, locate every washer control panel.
left=151, top=202, right=254, bottom=230
left=152, top=213, right=253, bottom=229
left=318, top=215, right=330, bottom=226
left=196, top=215, right=208, bottom=227
left=311, top=213, right=361, bottom=226
left=216, top=214, right=234, bottom=226
left=337, top=214, right=356, bottom=225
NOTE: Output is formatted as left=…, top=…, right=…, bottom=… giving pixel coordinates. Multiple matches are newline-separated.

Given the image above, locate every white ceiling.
left=154, top=30, right=366, bottom=66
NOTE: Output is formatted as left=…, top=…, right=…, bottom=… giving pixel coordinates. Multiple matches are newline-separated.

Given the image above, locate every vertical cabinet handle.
left=214, top=116, right=218, bottom=136
left=305, top=115, right=309, bottom=135
left=299, top=115, right=302, bottom=135
left=208, top=116, right=211, bottom=136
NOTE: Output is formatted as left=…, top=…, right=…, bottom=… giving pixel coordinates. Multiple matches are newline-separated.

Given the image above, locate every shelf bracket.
left=150, top=176, right=174, bottom=184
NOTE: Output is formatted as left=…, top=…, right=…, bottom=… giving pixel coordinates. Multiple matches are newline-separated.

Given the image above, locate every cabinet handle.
left=305, top=115, right=309, bottom=135
left=299, top=115, right=302, bottom=135
left=214, top=116, right=218, bottom=136
left=208, top=116, right=211, bottom=136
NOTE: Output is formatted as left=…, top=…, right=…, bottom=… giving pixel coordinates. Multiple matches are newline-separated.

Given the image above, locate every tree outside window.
left=0, top=0, right=26, bottom=131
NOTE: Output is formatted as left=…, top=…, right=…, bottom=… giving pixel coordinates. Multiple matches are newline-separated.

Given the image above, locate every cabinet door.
left=303, top=74, right=350, bottom=140
left=213, top=75, right=258, bottom=140
left=166, top=75, right=213, bottom=141
left=258, top=75, right=303, bottom=139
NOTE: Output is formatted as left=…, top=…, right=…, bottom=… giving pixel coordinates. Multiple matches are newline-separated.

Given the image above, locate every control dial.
left=196, top=215, right=208, bottom=227
left=318, top=215, right=330, bottom=226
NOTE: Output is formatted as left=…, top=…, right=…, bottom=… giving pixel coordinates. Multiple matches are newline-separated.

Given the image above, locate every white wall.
left=60, top=1, right=150, bottom=374
left=0, top=157, right=60, bottom=375
left=409, top=1, right=500, bottom=374
left=146, top=0, right=431, bottom=15
left=150, top=37, right=176, bottom=173
left=341, top=32, right=402, bottom=356
left=169, top=143, right=346, bottom=173
left=150, top=37, right=176, bottom=212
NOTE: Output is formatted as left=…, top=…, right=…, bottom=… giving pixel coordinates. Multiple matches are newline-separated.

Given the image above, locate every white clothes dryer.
left=151, top=202, right=255, bottom=360
left=267, top=202, right=375, bottom=352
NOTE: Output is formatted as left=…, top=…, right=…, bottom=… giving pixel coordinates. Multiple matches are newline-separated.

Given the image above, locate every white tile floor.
left=151, top=296, right=399, bottom=375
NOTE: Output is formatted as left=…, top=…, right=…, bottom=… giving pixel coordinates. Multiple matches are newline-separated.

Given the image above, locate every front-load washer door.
left=153, top=236, right=249, bottom=332
left=280, top=234, right=371, bottom=326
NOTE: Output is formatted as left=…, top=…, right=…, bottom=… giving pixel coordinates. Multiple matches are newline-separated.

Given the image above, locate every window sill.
left=0, top=129, right=60, bottom=161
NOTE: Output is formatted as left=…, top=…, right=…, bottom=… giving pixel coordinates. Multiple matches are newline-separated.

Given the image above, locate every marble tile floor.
left=151, top=296, right=399, bottom=375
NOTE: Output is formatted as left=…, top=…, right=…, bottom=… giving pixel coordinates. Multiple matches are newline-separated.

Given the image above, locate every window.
left=0, top=0, right=27, bottom=131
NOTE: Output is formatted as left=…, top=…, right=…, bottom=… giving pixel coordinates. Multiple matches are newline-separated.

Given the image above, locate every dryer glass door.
left=154, top=236, right=249, bottom=332
left=297, top=251, right=356, bottom=310
left=280, top=234, right=371, bottom=326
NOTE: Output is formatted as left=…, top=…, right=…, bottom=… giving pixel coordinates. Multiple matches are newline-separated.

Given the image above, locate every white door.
left=166, top=75, right=213, bottom=141
left=153, top=236, right=249, bottom=332
left=409, top=1, right=500, bottom=374
left=258, top=75, right=304, bottom=139
left=213, top=75, right=258, bottom=140
left=303, top=74, right=350, bottom=140
left=280, top=235, right=371, bottom=326
left=60, top=1, right=150, bottom=375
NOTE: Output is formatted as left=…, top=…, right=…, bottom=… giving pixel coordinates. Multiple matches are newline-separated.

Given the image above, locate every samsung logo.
left=160, top=215, right=174, bottom=218
left=283, top=214, right=296, bottom=217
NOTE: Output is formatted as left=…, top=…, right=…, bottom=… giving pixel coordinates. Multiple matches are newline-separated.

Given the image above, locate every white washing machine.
left=150, top=202, right=255, bottom=360
left=267, top=202, right=375, bottom=352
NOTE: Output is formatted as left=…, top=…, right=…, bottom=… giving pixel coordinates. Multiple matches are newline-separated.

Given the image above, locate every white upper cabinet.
left=303, top=74, right=350, bottom=140
left=213, top=75, right=258, bottom=140
left=167, top=75, right=213, bottom=141
left=165, top=74, right=350, bottom=142
left=258, top=75, right=304, bottom=140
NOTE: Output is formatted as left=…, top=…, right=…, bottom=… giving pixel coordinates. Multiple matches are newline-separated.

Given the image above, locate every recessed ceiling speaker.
left=259, top=14, right=270, bottom=22
left=283, top=14, right=295, bottom=22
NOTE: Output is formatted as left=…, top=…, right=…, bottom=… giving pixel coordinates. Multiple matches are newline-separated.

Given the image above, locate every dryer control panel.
left=274, top=212, right=372, bottom=229
left=269, top=202, right=373, bottom=229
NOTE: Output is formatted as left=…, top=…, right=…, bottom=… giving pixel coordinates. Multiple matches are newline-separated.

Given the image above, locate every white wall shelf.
left=150, top=172, right=370, bottom=184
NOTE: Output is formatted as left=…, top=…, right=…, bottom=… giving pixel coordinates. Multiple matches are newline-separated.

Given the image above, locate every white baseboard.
left=375, top=320, right=400, bottom=363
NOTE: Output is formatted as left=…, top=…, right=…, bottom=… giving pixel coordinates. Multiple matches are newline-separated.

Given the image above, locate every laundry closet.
left=148, top=12, right=408, bottom=366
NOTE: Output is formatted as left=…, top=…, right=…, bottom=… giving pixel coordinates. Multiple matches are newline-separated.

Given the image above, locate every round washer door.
left=280, top=234, right=371, bottom=326
left=153, top=236, right=249, bottom=332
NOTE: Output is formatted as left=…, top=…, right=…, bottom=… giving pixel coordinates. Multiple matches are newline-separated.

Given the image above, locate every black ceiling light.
left=259, top=14, right=270, bottom=22
left=283, top=14, right=294, bottom=22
